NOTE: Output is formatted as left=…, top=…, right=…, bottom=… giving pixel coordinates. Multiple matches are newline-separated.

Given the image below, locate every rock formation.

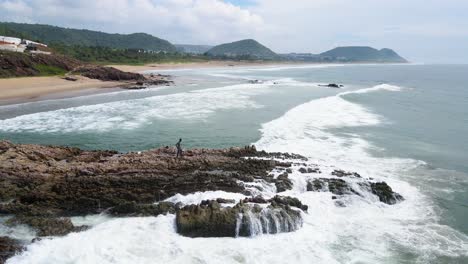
left=0, top=140, right=405, bottom=258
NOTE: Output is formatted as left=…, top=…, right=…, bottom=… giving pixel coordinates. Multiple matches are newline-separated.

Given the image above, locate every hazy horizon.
left=1, top=0, right=467, bottom=63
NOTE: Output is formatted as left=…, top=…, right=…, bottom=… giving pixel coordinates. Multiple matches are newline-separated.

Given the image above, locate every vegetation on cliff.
left=0, top=22, right=176, bottom=52
left=0, top=50, right=80, bottom=78
left=319, top=46, right=407, bottom=63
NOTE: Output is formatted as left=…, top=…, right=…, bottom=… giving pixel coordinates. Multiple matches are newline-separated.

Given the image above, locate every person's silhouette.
left=175, top=138, right=183, bottom=158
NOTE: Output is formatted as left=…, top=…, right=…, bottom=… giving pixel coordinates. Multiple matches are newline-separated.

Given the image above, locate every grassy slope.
left=0, top=51, right=80, bottom=78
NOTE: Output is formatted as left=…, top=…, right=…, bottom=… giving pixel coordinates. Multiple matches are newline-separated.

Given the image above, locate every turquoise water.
left=1, top=64, right=467, bottom=263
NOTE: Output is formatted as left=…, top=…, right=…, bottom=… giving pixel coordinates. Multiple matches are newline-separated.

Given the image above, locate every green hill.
left=319, top=46, right=407, bottom=62
left=175, top=44, right=213, bottom=54
left=0, top=22, right=176, bottom=52
left=206, top=39, right=278, bottom=60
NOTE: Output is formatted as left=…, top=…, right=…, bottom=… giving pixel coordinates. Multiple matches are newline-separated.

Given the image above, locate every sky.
left=1, top=0, right=467, bottom=63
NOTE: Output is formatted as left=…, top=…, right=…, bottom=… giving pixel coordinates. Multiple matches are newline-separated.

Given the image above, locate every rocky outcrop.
left=275, top=172, right=293, bottom=192
left=176, top=196, right=305, bottom=238
left=108, top=201, right=176, bottom=217
left=0, top=51, right=172, bottom=89
left=0, top=140, right=404, bottom=244
left=318, top=83, right=343, bottom=88
left=369, top=182, right=403, bottom=205
left=0, top=237, right=23, bottom=264
left=71, top=65, right=172, bottom=87
left=307, top=177, right=403, bottom=205
left=71, top=65, right=145, bottom=81
left=0, top=51, right=81, bottom=78
left=0, top=141, right=295, bottom=217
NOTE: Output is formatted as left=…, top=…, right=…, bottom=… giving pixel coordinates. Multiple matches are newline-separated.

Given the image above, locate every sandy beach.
left=0, top=61, right=278, bottom=105
left=110, top=60, right=274, bottom=73
left=0, top=75, right=122, bottom=105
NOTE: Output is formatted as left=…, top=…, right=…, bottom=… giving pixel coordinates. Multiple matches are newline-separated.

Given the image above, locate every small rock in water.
left=307, top=177, right=404, bottom=205
left=275, top=172, right=293, bottom=192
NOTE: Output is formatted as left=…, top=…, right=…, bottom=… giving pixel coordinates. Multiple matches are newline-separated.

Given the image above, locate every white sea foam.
left=254, top=83, right=468, bottom=261
left=0, top=216, right=36, bottom=242
left=0, top=82, right=275, bottom=133
left=163, top=191, right=246, bottom=205
left=6, top=83, right=468, bottom=263
left=338, top=83, right=402, bottom=96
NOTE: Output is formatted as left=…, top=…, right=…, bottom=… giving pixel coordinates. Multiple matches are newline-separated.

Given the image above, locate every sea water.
left=1, top=64, right=467, bottom=263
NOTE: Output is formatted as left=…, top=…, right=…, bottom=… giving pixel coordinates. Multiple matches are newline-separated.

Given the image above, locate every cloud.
left=0, top=0, right=264, bottom=44
left=1, top=0, right=468, bottom=62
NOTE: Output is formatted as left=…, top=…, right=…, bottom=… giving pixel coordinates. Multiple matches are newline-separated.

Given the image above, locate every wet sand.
left=0, top=75, right=122, bottom=105
left=0, top=61, right=290, bottom=105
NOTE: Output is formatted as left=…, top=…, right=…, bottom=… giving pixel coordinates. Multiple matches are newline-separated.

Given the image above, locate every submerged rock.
left=108, top=201, right=176, bottom=217
left=5, top=216, right=87, bottom=237
left=368, top=182, right=404, bottom=205
left=307, top=178, right=358, bottom=196
left=331, top=170, right=361, bottom=178
left=275, top=172, right=293, bottom=192
left=307, top=178, right=404, bottom=205
left=0, top=236, right=23, bottom=264
left=318, top=83, right=344, bottom=88
left=176, top=197, right=304, bottom=238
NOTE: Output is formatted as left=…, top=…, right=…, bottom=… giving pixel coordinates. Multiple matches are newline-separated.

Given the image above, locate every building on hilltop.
left=0, top=36, right=48, bottom=53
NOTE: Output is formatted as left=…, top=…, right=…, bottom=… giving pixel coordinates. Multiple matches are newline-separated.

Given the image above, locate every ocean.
left=1, top=64, right=467, bottom=263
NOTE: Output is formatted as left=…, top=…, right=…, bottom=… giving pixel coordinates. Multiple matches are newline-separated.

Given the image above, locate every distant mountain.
left=319, top=46, right=407, bottom=63
left=0, top=22, right=177, bottom=52
left=175, top=44, right=213, bottom=54
left=206, top=39, right=278, bottom=60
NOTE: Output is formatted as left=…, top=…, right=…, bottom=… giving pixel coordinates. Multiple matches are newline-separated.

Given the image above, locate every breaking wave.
left=0, top=82, right=275, bottom=133
left=6, top=83, right=468, bottom=264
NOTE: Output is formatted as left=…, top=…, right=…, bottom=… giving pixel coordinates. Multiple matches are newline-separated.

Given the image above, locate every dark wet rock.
left=176, top=201, right=238, bottom=237
left=298, top=167, right=320, bottom=174
left=108, top=201, right=176, bottom=217
left=63, top=76, right=78, bottom=81
left=71, top=65, right=172, bottom=87
left=307, top=168, right=321, bottom=173
left=270, top=195, right=308, bottom=212
left=307, top=177, right=403, bottom=205
left=5, top=216, right=81, bottom=237
left=72, top=225, right=90, bottom=233
left=335, top=200, right=346, bottom=207
left=235, top=147, right=307, bottom=162
left=285, top=168, right=293, bottom=173
left=331, top=170, right=361, bottom=178
left=0, top=141, right=312, bottom=217
left=318, top=83, right=343, bottom=88
left=72, top=65, right=146, bottom=82
left=307, top=178, right=357, bottom=195
left=275, top=172, right=293, bottom=192
left=368, top=182, right=404, bottom=205
left=243, top=196, right=268, bottom=204
left=215, top=198, right=236, bottom=204
left=0, top=236, right=23, bottom=264
left=176, top=199, right=303, bottom=238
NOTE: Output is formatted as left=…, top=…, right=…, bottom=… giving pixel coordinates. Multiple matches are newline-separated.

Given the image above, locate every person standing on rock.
left=176, top=138, right=183, bottom=158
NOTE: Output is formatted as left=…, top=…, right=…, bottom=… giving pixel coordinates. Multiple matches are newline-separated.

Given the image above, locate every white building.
left=0, top=35, right=48, bottom=53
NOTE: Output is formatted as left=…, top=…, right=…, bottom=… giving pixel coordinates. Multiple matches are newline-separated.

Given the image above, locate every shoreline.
left=0, top=75, right=123, bottom=106
left=0, top=61, right=287, bottom=106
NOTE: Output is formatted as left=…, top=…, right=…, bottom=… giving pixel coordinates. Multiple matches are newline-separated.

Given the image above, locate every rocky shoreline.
left=0, top=141, right=404, bottom=262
